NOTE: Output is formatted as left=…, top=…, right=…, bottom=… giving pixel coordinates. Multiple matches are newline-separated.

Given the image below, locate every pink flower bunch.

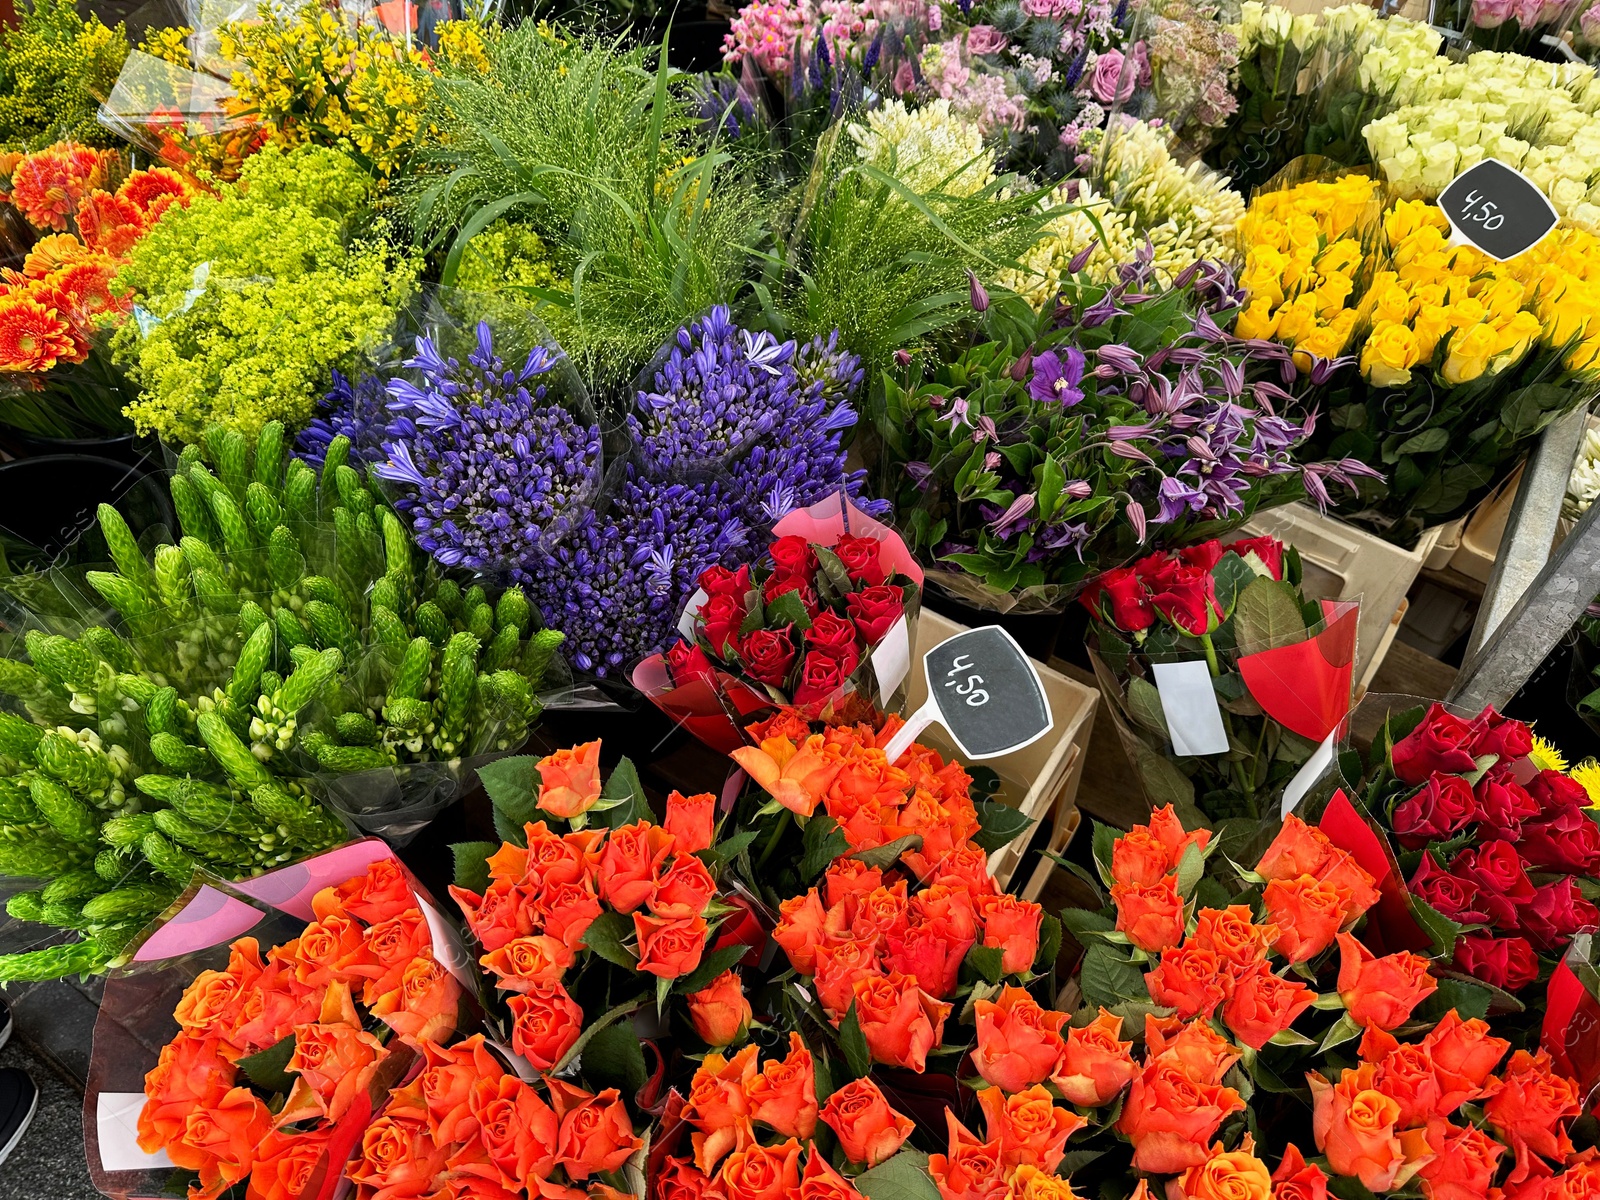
left=722, top=0, right=812, bottom=78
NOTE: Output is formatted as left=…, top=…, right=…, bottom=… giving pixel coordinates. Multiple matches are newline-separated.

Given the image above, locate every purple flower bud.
left=968, top=270, right=990, bottom=313
left=1067, top=241, right=1099, bottom=274
left=895, top=349, right=912, bottom=367
left=1126, top=500, right=1147, bottom=542
left=1109, top=441, right=1153, bottom=463
left=1010, top=348, right=1034, bottom=381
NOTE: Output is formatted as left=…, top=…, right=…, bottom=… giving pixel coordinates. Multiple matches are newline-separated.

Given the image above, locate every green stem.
left=754, top=808, right=793, bottom=872
left=1199, top=634, right=1221, bottom=678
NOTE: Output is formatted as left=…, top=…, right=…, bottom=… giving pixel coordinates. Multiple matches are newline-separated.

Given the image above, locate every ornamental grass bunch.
left=1236, top=173, right=1600, bottom=537
left=110, top=142, right=419, bottom=443
left=0, top=143, right=197, bottom=437
left=0, top=0, right=129, bottom=153
left=877, top=255, right=1376, bottom=607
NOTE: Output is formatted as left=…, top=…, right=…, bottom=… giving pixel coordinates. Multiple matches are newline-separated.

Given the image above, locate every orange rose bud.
left=977, top=893, right=1043, bottom=974
left=1335, top=933, right=1437, bottom=1030
left=774, top=889, right=828, bottom=975
left=1172, top=1137, right=1273, bottom=1200
left=719, top=1137, right=803, bottom=1200
left=651, top=853, right=718, bottom=921
left=928, top=1110, right=1008, bottom=1200
left=508, top=980, right=584, bottom=1070
left=634, top=913, right=709, bottom=979
left=1257, top=815, right=1333, bottom=881
left=973, top=985, right=1068, bottom=1094
left=537, top=739, right=603, bottom=819
left=1421, top=1011, right=1509, bottom=1090
left=666, top=789, right=717, bottom=853
left=1147, top=804, right=1211, bottom=862
left=1112, top=875, right=1185, bottom=953
left=687, top=970, right=752, bottom=1047
left=1008, top=1164, right=1085, bottom=1200
left=1191, top=906, right=1276, bottom=979
left=660, top=1156, right=726, bottom=1200
left=598, top=821, right=676, bottom=914
left=1417, top=1117, right=1503, bottom=1200
left=168, top=1085, right=273, bottom=1196
left=1145, top=944, right=1229, bottom=1020
left=684, top=1044, right=760, bottom=1173
left=820, top=1077, right=914, bottom=1167
left=1271, top=1143, right=1328, bottom=1200
left=1144, top=1015, right=1240, bottom=1086
left=977, top=1082, right=1085, bottom=1171
left=249, top=1127, right=333, bottom=1200
left=824, top=859, right=884, bottom=909
left=1052, top=1008, right=1137, bottom=1107
left=481, top=934, right=576, bottom=992
left=748, top=1032, right=818, bottom=1140
left=1309, top=1063, right=1418, bottom=1193
left=1117, top=1059, right=1245, bottom=1174
left=850, top=972, right=950, bottom=1073
left=1262, top=876, right=1346, bottom=964
left=1221, top=965, right=1315, bottom=1052
left=1112, top=825, right=1173, bottom=887
left=802, top=1144, right=868, bottom=1200
left=549, top=1079, right=643, bottom=1179
left=730, top=733, right=842, bottom=818
left=1483, top=1049, right=1581, bottom=1173
left=815, top=936, right=885, bottom=1019
left=369, top=954, right=462, bottom=1045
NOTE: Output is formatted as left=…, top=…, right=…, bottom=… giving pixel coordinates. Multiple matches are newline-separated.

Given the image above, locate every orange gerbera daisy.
left=19, top=232, right=94, bottom=280
left=117, top=166, right=195, bottom=219
left=9, top=143, right=107, bottom=232
left=40, top=258, right=127, bottom=320
left=77, top=190, right=146, bottom=257
left=0, top=294, right=81, bottom=372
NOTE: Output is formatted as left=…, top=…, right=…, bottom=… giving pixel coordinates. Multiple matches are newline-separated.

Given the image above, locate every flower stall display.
left=1237, top=172, right=1600, bottom=544
left=1083, top=534, right=1358, bottom=822
left=1349, top=703, right=1600, bottom=995
left=0, top=141, right=196, bottom=438
left=635, top=494, right=924, bottom=753
left=86, top=849, right=467, bottom=1200
left=0, top=0, right=129, bottom=154
left=877, top=252, right=1377, bottom=613
left=109, top=142, right=419, bottom=443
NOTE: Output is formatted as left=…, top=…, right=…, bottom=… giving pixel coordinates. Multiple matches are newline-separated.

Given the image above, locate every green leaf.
left=582, top=1017, right=648, bottom=1094
left=1126, top=677, right=1169, bottom=740
left=1409, top=895, right=1465, bottom=960
left=1174, top=841, right=1204, bottom=899
left=839, top=1000, right=872, bottom=1079
left=801, top=815, right=850, bottom=880
left=581, top=911, right=637, bottom=969
left=1417, top=976, right=1492, bottom=1022
left=1395, top=428, right=1449, bottom=456
left=856, top=1151, right=941, bottom=1200
left=492, top=803, right=525, bottom=848
left=1232, top=578, right=1306, bottom=652
left=1079, top=942, right=1148, bottom=1010
left=553, top=1000, right=641, bottom=1074
left=972, top=800, right=1034, bottom=851
left=853, top=834, right=923, bottom=869
left=236, top=1034, right=296, bottom=1094
left=1060, top=908, right=1115, bottom=938
left=1035, top=912, right=1062, bottom=973
left=450, top=841, right=498, bottom=894
left=676, top=943, right=750, bottom=995
left=1091, top=820, right=1118, bottom=887
left=765, top=590, right=813, bottom=632
left=965, top=942, right=1006, bottom=983
left=1318, top=1011, right=1362, bottom=1053
left=1212, top=552, right=1259, bottom=618
left=598, top=757, right=654, bottom=828
left=477, top=755, right=541, bottom=825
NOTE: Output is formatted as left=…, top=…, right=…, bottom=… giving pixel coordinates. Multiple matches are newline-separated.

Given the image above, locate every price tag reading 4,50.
left=882, top=625, right=1054, bottom=765
left=1438, top=159, right=1559, bottom=262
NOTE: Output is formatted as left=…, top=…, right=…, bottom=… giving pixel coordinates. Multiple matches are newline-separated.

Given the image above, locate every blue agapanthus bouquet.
left=298, top=306, right=879, bottom=676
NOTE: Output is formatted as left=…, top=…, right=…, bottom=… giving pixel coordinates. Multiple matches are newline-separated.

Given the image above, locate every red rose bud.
left=1083, top=566, right=1155, bottom=633
left=832, top=534, right=888, bottom=586
left=1520, top=806, right=1600, bottom=875
left=1451, top=839, right=1535, bottom=928
left=806, top=611, right=862, bottom=665
left=665, top=640, right=716, bottom=686
left=1453, top=932, right=1539, bottom=991
left=845, top=585, right=904, bottom=644
left=1177, top=540, right=1226, bottom=571
left=1391, top=703, right=1480, bottom=784
left=699, top=563, right=752, bottom=599
left=1527, top=768, right=1592, bottom=813
left=1474, top=772, right=1541, bottom=838
left=1225, top=536, right=1285, bottom=580
left=1408, top=853, right=1492, bottom=925
left=1148, top=563, right=1220, bottom=637
left=768, top=535, right=817, bottom=584
left=1520, top=880, right=1599, bottom=952
left=1468, top=707, right=1533, bottom=761
left=793, top=650, right=849, bottom=706
left=739, top=626, right=798, bottom=687
left=699, top=592, right=747, bottom=658
left=1391, top=773, right=1479, bottom=847
left=764, top=574, right=821, bottom=616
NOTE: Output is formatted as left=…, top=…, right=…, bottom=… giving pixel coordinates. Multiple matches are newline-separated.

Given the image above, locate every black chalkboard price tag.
left=1437, top=159, right=1559, bottom=262
left=882, top=625, right=1054, bottom=764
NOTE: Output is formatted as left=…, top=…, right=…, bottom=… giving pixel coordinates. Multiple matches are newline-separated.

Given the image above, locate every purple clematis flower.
left=1029, top=348, right=1087, bottom=406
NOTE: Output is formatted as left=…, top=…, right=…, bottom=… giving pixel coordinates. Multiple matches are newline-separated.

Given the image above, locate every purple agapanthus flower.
left=295, top=370, right=390, bottom=468
left=1028, top=348, right=1087, bottom=406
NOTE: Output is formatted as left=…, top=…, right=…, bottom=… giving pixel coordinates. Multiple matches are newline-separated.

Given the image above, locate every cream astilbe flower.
left=846, top=98, right=997, bottom=198
left=1564, top=426, right=1600, bottom=520
left=1093, top=120, right=1244, bottom=269
left=994, top=182, right=1136, bottom=307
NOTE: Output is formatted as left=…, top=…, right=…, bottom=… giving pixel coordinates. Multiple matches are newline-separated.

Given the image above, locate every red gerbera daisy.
left=0, top=294, right=82, bottom=372
left=116, top=166, right=195, bottom=219
left=9, top=143, right=107, bottom=232
left=77, top=190, right=146, bottom=257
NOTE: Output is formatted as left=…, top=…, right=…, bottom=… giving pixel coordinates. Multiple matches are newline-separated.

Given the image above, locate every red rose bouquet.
left=634, top=493, right=924, bottom=754
left=1083, top=535, right=1358, bottom=822
left=86, top=846, right=467, bottom=1200
left=1353, top=702, right=1600, bottom=995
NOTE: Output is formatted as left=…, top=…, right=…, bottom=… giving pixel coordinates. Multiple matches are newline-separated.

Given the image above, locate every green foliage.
left=112, top=144, right=419, bottom=442
left=0, top=0, right=129, bottom=152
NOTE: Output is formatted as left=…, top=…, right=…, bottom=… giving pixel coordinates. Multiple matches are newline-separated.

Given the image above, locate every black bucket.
left=0, top=454, right=175, bottom=572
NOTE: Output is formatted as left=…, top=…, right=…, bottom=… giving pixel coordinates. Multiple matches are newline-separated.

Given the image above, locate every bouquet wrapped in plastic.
left=84, top=844, right=472, bottom=1200
left=1084, top=534, right=1358, bottom=823
left=634, top=493, right=924, bottom=754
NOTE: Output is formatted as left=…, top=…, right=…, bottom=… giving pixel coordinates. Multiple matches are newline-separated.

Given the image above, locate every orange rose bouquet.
left=85, top=846, right=467, bottom=1200
left=0, top=139, right=198, bottom=437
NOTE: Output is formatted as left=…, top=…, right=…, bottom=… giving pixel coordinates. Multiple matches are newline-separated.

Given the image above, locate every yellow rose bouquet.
left=1236, top=169, right=1600, bottom=544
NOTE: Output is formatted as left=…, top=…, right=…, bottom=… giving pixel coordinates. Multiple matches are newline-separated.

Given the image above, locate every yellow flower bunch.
left=1237, top=175, right=1600, bottom=388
